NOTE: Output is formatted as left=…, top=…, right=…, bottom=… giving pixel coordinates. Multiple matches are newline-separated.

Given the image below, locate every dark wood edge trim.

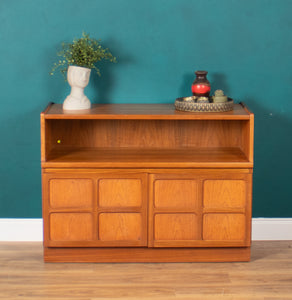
left=44, top=114, right=251, bottom=120
left=240, top=102, right=254, bottom=116
left=41, top=102, right=54, bottom=115
left=42, top=103, right=250, bottom=120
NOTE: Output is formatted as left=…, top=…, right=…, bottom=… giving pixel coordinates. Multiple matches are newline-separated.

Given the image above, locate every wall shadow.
left=0, top=106, right=44, bottom=218
left=209, top=72, right=231, bottom=95
left=246, top=99, right=292, bottom=217
left=90, top=38, right=135, bottom=104
left=178, top=72, right=194, bottom=97
left=45, top=43, right=69, bottom=104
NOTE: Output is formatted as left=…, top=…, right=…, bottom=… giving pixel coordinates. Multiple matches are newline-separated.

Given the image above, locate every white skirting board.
left=0, top=219, right=43, bottom=242
left=0, top=218, right=291, bottom=241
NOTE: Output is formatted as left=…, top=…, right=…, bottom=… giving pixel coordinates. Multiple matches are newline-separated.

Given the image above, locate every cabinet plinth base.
left=44, top=247, right=250, bottom=263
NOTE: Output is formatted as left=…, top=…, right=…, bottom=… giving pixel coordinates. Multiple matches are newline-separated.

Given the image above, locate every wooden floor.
left=0, top=242, right=292, bottom=300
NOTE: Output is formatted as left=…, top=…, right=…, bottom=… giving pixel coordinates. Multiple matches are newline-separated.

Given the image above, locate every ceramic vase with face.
left=63, top=66, right=91, bottom=110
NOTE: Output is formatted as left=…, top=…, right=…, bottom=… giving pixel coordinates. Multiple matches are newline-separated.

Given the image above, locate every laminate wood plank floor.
left=0, top=241, right=291, bottom=300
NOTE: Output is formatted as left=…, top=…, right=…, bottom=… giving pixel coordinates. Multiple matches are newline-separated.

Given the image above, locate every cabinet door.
left=43, top=171, right=147, bottom=247
left=149, top=173, right=201, bottom=247
left=149, top=171, right=252, bottom=247
left=202, top=178, right=251, bottom=245
left=97, top=175, right=147, bottom=246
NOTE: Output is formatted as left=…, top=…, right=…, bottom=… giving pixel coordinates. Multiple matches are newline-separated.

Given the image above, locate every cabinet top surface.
left=42, top=103, right=252, bottom=120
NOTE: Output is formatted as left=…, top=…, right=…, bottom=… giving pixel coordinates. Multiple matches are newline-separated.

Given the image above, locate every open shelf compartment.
left=41, top=104, right=254, bottom=168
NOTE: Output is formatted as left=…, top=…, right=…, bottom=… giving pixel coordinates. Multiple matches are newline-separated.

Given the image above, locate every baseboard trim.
left=0, top=219, right=43, bottom=242
left=251, top=218, right=292, bottom=240
left=0, top=218, right=291, bottom=241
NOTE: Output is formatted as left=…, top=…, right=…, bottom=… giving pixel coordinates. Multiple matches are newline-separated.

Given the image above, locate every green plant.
left=50, top=32, right=117, bottom=77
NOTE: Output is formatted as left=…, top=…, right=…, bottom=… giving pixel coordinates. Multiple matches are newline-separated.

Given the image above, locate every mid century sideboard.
left=41, top=103, right=254, bottom=262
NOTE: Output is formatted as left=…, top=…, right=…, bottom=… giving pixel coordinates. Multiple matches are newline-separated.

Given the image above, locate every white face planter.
left=63, top=66, right=91, bottom=110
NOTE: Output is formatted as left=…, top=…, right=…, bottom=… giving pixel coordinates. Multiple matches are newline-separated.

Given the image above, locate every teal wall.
left=0, top=0, right=291, bottom=218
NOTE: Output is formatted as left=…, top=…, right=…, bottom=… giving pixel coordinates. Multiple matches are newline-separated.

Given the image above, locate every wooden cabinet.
left=43, top=172, right=148, bottom=247
left=149, top=171, right=252, bottom=248
left=41, top=103, right=254, bottom=262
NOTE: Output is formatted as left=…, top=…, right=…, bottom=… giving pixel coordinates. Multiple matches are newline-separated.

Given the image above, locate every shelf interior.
left=45, top=147, right=250, bottom=167
left=43, top=119, right=252, bottom=167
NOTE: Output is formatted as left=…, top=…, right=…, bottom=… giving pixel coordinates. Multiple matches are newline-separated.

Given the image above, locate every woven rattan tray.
left=175, top=97, right=234, bottom=112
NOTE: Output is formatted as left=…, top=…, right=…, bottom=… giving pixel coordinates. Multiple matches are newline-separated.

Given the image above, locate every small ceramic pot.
left=212, top=90, right=227, bottom=103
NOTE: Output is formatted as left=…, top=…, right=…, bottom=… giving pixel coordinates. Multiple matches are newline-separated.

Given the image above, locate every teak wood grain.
left=148, top=172, right=252, bottom=249
left=43, top=147, right=252, bottom=169
left=43, top=103, right=251, bottom=119
left=42, top=172, right=148, bottom=248
left=41, top=103, right=254, bottom=262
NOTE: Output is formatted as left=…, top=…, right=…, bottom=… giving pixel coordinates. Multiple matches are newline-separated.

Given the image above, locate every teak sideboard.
left=41, top=103, right=254, bottom=262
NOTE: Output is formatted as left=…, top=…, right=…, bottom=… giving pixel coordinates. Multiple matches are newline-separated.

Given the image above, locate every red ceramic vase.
left=191, top=71, right=211, bottom=97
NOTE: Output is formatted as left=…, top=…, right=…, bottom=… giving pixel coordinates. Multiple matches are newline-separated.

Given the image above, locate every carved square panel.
left=154, top=213, right=199, bottom=240
left=204, top=180, right=246, bottom=209
left=154, top=180, right=198, bottom=209
left=49, top=179, right=93, bottom=209
left=99, top=179, right=142, bottom=207
left=203, top=213, right=245, bottom=241
left=99, top=213, right=142, bottom=241
left=50, top=213, right=93, bottom=241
